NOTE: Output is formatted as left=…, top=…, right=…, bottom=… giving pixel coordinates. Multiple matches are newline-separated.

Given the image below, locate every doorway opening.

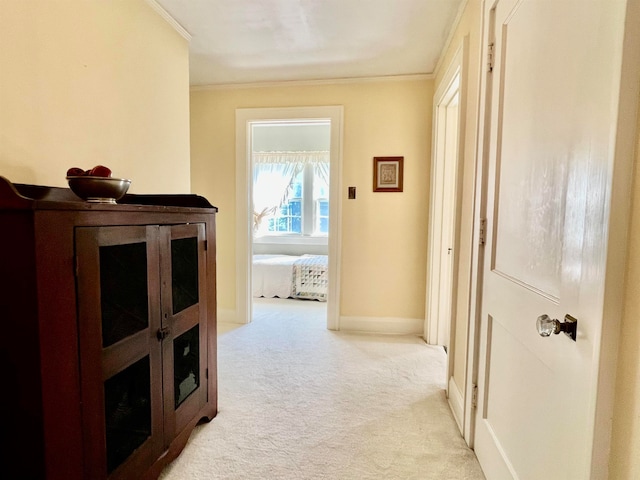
left=235, top=106, right=343, bottom=330
left=252, top=120, right=329, bottom=324
left=426, top=68, right=461, bottom=348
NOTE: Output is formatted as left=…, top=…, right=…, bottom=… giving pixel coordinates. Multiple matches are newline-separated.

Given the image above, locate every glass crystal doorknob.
left=536, top=314, right=578, bottom=341
left=536, top=314, right=556, bottom=336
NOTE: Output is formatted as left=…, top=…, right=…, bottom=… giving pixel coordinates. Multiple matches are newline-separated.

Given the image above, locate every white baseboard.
left=339, top=316, right=423, bottom=335
left=448, top=376, right=464, bottom=434
left=219, top=308, right=424, bottom=335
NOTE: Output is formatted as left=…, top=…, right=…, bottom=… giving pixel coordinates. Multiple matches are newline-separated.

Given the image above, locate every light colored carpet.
left=160, top=298, right=486, bottom=480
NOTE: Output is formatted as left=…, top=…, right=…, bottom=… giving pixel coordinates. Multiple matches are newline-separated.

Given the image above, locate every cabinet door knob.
left=157, top=326, right=170, bottom=341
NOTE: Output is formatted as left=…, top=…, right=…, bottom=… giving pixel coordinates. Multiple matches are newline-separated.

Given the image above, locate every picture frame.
left=373, top=156, right=403, bottom=192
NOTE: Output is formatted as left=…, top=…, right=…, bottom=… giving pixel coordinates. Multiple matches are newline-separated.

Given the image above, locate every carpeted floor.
left=160, top=298, right=486, bottom=480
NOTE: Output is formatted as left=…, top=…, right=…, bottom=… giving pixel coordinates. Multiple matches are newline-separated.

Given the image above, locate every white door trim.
left=426, top=39, right=471, bottom=435
left=425, top=44, right=463, bottom=347
left=590, top=1, right=640, bottom=474
left=463, top=0, right=490, bottom=449
left=235, top=106, right=344, bottom=330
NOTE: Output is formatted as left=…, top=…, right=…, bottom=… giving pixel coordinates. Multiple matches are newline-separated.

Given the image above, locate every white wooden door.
left=473, top=0, right=635, bottom=479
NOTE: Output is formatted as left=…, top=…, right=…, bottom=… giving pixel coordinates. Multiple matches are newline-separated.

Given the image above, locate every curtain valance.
left=252, top=151, right=329, bottom=165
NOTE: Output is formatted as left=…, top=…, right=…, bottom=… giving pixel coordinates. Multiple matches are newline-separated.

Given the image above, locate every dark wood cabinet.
left=0, top=177, right=218, bottom=479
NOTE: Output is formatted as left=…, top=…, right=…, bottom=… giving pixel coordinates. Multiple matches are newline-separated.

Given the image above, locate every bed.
left=252, top=254, right=328, bottom=302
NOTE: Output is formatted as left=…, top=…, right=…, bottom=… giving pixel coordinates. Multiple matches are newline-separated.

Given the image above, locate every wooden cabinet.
left=0, top=177, right=218, bottom=479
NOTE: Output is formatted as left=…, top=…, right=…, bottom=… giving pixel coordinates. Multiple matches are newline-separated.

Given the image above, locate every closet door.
left=160, top=223, right=209, bottom=442
left=76, top=225, right=164, bottom=480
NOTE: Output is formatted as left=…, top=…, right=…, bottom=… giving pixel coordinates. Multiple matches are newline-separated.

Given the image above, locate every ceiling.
left=154, top=0, right=465, bottom=86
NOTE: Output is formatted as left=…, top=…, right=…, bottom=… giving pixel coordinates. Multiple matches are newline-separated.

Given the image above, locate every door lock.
left=536, top=314, right=577, bottom=341
left=157, top=326, right=171, bottom=341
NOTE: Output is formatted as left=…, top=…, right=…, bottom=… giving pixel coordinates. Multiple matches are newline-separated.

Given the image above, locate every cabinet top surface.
left=0, top=176, right=218, bottom=214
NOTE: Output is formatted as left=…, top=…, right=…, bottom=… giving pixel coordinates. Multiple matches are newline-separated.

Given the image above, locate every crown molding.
left=145, top=0, right=191, bottom=42
left=190, top=73, right=434, bottom=91
left=433, top=0, right=469, bottom=78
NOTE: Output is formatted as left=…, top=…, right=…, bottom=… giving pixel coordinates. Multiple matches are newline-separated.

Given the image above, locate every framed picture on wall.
left=373, top=156, right=403, bottom=192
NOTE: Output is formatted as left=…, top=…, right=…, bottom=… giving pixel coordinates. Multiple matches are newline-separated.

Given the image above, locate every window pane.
left=104, top=356, right=151, bottom=474
left=290, top=199, right=301, bottom=216
left=317, top=200, right=329, bottom=234
left=174, top=325, right=200, bottom=409
left=292, top=181, right=303, bottom=197
left=262, top=170, right=303, bottom=235
left=171, top=237, right=199, bottom=314
left=313, top=164, right=329, bottom=235
left=100, top=243, right=149, bottom=348
left=291, top=216, right=301, bottom=233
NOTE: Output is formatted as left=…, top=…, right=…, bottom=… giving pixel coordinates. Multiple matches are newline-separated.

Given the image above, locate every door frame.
left=464, top=0, right=640, bottom=475
left=235, top=106, right=344, bottom=330
left=463, top=0, right=490, bottom=448
left=426, top=42, right=468, bottom=432
left=425, top=45, right=464, bottom=347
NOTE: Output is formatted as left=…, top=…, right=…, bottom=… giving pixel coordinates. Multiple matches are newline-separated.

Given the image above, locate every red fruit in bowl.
left=88, top=165, right=112, bottom=177
left=66, top=167, right=85, bottom=177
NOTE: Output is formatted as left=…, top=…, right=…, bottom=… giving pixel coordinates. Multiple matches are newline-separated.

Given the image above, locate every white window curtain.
left=313, top=160, right=330, bottom=192
left=252, top=151, right=329, bottom=232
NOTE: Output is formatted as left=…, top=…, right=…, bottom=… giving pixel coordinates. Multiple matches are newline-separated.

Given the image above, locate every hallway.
left=161, top=298, right=485, bottom=479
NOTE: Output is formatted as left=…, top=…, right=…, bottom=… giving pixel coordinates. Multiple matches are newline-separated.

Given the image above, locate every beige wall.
left=190, top=80, right=432, bottom=322
left=0, top=0, right=191, bottom=193
left=610, top=102, right=640, bottom=479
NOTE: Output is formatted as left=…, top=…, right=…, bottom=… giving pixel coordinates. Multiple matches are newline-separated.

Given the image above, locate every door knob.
left=536, top=314, right=577, bottom=341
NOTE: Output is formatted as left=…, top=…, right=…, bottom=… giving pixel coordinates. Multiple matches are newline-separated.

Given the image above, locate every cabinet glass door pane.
left=171, top=237, right=199, bottom=314
left=104, top=356, right=151, bottom=474
left=174, top=325, right=200, bottom=408
left=100, top=242, right=149, bottom=347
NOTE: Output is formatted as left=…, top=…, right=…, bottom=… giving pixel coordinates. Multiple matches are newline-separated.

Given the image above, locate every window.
left=251, top=120, right=330, bottom=242
left=253, top=155, right=329, bottom=238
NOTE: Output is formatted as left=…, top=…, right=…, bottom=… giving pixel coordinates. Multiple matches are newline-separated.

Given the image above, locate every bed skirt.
left=252, top=254, right=328, bottom=302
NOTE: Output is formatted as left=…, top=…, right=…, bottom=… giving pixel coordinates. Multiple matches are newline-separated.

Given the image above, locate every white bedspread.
left=252, top=254, right=298, bottom=299
left=252, top=254, right=328, bottom=301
